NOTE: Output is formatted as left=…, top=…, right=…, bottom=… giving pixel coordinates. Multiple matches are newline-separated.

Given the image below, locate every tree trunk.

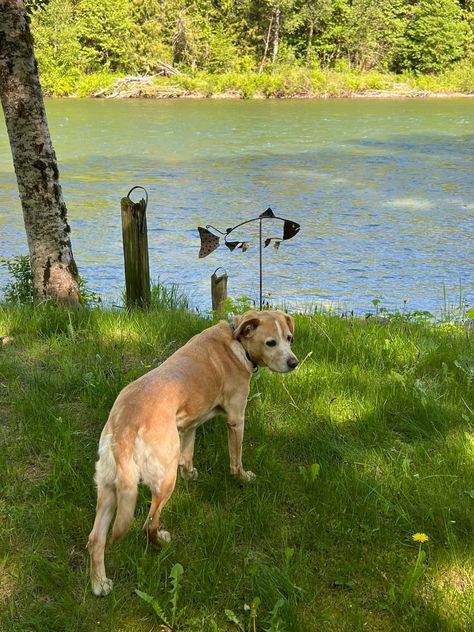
left=272, top=5, right=280, bottom=66
left=0, top=0, right=80, bottom=306
left=306, top=21, right=314, bottom=66
left=258, top=14, right=274, bottom=73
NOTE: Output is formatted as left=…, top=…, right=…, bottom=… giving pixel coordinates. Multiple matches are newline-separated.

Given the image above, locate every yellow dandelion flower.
left=412, top=533, right=429, bottom=543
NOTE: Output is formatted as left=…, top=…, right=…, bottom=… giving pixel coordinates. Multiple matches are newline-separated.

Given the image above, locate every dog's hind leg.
left=144, top=459, right=179, bottom=544
left=87, top=483, right=117, bottom=596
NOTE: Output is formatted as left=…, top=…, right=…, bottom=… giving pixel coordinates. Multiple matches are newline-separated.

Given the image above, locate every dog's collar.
left=229, top=322, right=258, bottom=372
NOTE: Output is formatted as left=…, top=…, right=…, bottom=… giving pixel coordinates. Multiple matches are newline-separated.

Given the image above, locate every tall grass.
left=0, top=301, right=473, bottom=631
left=37, top=62, right=474, bottom=98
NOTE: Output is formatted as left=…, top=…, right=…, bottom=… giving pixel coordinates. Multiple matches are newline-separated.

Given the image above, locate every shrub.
left=399, top=0, right=471, bottom=74
left=1, top=256, right=34, bottom=305
left=75, top=72, right=118, bottom=97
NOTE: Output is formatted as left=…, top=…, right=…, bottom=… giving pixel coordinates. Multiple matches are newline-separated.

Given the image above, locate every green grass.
left=38, top=63, right=474, bottom=98
left=0, top=302, right=473, bottom=631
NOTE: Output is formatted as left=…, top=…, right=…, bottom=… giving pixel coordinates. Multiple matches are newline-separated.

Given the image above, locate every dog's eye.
left=266, top=340, right=277, bottom=347
left=287, top=335, right=293, bottom=343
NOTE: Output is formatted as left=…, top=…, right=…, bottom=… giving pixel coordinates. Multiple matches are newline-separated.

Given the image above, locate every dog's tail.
left=94, top=431, right=139, bottom=543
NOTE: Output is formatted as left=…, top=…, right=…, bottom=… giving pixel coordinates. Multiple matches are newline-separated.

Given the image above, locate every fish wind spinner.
left=198, top=208, right=300, bottom=310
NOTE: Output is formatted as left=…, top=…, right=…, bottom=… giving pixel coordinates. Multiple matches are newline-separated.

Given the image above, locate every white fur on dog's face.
left=234, top=310, right=298, bottom=373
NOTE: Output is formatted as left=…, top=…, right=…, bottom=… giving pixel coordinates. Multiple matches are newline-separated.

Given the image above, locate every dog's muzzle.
left=287, top=355, right=299, bottom=370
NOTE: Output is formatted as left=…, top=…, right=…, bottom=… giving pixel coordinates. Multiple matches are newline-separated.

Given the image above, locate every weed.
left=0, top=254, right=101, bottom=307
left=150, top=279, right=190, bottom=312
left=135, top=563, right=185, bottom=630
left=298, top=462, right=321, bottom=484
left=1, top=255, right=33, bottom=305
left=225, top=596, right=286, bottom=632
left=387, top=534, right=430, bottom=608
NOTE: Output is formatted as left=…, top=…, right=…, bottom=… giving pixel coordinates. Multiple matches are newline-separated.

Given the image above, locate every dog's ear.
left=234, top=316, right=260, bottom=339
left=285, top=314, right=295, bottom=336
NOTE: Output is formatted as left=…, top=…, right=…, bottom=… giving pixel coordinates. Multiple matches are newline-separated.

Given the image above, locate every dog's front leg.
left=179, top=428, right=199, bottom=480
left=227, top=414, right=255, bottom=482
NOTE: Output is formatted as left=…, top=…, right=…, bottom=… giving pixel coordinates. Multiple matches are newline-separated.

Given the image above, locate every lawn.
left=0, top=301, right=473, bottom=631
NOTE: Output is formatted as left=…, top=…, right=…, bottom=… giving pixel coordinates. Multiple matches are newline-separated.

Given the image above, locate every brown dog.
left=87, top=310, right=298, bottom=596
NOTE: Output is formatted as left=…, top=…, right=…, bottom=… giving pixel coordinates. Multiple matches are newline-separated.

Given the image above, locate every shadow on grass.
left=0, top=304, right=472, bottom=631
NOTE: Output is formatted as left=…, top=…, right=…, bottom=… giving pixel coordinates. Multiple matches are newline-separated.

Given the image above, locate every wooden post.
left=211, top=268, right=228, bottom=320
left=121, top=192, right=151, bottom=309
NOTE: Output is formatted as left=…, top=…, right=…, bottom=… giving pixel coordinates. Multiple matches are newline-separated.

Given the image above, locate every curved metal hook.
left=127, top=186, right=149, bottom=209
left=213, top=267, right=227, bottom=277
left=206, top=225, right=227, bottom=235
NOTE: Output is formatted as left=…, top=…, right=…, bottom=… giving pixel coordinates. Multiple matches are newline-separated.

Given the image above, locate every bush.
left=399, top=0, right=471, bottom=74
left=1, top=256, right=34, bottom=305
left=1, top=255, right=100, bottom=306
left=75, top=72, right=118, bottom=97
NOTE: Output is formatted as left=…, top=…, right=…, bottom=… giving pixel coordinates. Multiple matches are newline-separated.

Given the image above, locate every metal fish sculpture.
left=197, top=208, right=300, bottom=258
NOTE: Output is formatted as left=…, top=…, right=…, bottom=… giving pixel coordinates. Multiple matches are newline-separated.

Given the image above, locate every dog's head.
left=233, top=310, right=298, bottom=373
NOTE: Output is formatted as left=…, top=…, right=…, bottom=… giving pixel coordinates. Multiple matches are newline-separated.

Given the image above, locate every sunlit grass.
left=42, top=64, right=474, bottom=98
left=0, top=302, right=472, bottom=630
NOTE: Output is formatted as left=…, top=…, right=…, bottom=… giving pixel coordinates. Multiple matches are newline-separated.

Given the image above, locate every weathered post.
left=121, top=187, right=151, bottom=309
left=211, top=268, right=228, bottom=320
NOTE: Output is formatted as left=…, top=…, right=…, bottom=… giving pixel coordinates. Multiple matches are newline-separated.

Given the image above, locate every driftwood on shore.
left=91, top=71, right=474, bottom=100
left=92, top=60, right=184, bottom=98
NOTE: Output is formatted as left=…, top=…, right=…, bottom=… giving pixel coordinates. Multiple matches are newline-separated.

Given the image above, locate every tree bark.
left=272, top=5, right=281, bottom=66
left=258, top=14, right=274, bottom=73
left=0, top=0, right=80, bottom=306
left=306, top=21, right=314, bottom=66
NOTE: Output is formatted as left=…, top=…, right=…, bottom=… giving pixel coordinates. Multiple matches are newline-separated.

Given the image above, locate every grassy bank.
left=41, top=63, right=474, bottom=98
left=1, top=301, right=473, bottom=631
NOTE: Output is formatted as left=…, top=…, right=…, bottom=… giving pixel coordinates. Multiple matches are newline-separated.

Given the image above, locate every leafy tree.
left=25, top=0, right=474, bottom=85
left=314, top=0, right=352, bottom=67
left=77, top=0, right=139, bottom=72
left=399, top=0, right=471, bottom=73
left=301, top=0, right=333, bottom=66
left=31, top=0, right=82, bottom=94
left=131, top=0, right=175, bottom=72
left=347, top=0, right=407, bottom=70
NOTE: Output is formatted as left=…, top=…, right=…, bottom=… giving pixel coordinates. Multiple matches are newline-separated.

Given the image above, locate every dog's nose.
left=287, top=356, right=299, bottom=370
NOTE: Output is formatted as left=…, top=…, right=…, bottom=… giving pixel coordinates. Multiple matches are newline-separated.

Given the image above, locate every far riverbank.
left=40, top=65, right=474, bottom=99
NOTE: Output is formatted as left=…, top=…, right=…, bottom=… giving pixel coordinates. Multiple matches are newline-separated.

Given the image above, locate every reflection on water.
left=0, top=98, right=473, bottom=314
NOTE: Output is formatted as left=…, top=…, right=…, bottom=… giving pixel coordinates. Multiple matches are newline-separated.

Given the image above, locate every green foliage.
left=25, top=0, right=50, bottom=15
left=30, top=0, right=82, bottom=95
left=347, top=0, right=407, bottom=70
left=135, top=563, right=185, bottom=629
left=399, top=0, right=472, bottom=73
left=77, top=0, right=139, bottom=72
left=1, top=256, right=34, bottom=305
left=74, top=71, right=118, bottom=97
left=29, top=0, right=474, bottom=90
left=387, top=541, right=429, bottom=608
left=0, top=255, right=100, bottom=307
left=150, top=279, right=190, bottom=312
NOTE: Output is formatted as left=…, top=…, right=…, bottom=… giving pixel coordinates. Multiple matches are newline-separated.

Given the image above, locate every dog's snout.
left=287, top=356, right=299, bottom=370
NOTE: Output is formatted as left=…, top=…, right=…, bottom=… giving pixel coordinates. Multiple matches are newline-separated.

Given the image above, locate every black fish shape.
left=225, top=241, right=240, bottom=251
left=198, top=227, right=220, bottom=258
left=283, top=220, right=300, bottom=241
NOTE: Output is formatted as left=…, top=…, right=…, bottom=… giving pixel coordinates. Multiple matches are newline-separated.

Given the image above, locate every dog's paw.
left=156, top=529, right=171, bottom=543
left=180, top=465, right=199, bottom=481
left=240, top=470, right=256, bottom=483
left=91, top=577, right=113, bottom=597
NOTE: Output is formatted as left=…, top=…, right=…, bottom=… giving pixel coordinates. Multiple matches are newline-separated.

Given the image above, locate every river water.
left=0, top=98, right=472, bottom=314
